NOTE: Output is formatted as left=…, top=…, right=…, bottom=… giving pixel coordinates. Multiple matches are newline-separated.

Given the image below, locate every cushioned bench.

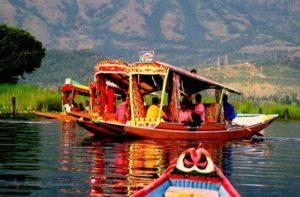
left=165, top=186, right=219, bottom=197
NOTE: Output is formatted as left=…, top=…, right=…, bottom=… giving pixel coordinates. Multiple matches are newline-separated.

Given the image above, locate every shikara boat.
left=131, top=145, right=240, bottom=197
left=78, top=55, right=278, bottom=140
left=34, top=79, right=91, bottom=121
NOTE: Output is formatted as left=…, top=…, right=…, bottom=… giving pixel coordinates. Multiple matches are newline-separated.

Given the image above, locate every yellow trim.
left=218, top=88, right=225, bottom=104
left=217, top=88, right=225, bottom=122
left=157, top=68, right=169, bottom=123
left=73, top=84, right=90, bottom=91
left=129, top=74, right=135, bottom=126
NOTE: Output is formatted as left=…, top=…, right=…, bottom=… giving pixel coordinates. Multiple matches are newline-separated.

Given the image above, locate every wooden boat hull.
left=33, top=111, right=77, bottom=121
left=78, top=114, right=277, bottom=140
left=67, top=111, right=91, bottom=120
left=77, top=119, right=126, bottom=137
left=131, top=146, right=240, bottom=197
left=131, top=170, right=239, bottom=197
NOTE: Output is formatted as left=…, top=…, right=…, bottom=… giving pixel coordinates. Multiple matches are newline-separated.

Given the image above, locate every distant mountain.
left=20, top=50, right=300, bottom=99
left=1, top=0, right=299, bottom=65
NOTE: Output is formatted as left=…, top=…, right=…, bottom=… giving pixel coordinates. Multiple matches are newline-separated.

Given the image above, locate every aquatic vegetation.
left=0, top=83, right=299, bottom=119
left=0, top=83, right=61, bottom=113
left=233, top=101, right=300, bottom=119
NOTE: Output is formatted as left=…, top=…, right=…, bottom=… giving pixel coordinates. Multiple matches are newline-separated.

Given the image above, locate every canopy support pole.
left=158, top=68, right=169, bottom=123
left=217, top=88, right=225, bottom=122
left=129, top=74, right=135, bottom=126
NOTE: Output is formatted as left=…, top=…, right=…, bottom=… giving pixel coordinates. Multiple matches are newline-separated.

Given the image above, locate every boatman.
left=222, top=94, right=236, bottom=128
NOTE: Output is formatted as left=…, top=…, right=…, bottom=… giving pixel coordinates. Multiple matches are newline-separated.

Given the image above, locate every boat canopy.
left=129, top=61, right=241, bottom=95
left=61, top=78, right=90, bottom=96
left=94, top=60, right=129, bottom=92
left=92, top=60, right=241, bottom=95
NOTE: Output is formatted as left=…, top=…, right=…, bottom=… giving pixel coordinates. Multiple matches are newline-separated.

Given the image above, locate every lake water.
left=0, top=119, right=299, bottom=196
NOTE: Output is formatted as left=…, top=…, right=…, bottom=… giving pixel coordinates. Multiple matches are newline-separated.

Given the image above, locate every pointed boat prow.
left=131, top=145, right=240, bottom=197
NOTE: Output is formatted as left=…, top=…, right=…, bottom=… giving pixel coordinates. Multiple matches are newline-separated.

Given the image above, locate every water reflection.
left=0, top=122, right=41, bottom=195
left=86, top=137, right=234, bottom=196
left=0, top=120, right=299, bottom=196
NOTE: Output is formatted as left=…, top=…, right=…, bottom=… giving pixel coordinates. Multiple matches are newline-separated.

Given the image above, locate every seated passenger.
left=78, top=103, right=84, bottom=111
left=146, top=97, right=167, bottom=120
left=223, top=94, right=236, bottom=128
left=71, top=102, right=78, bottom=112
left=84, top=100, right=91, bottom=112
left=116, top=94, right=129, bottom=123
left=194, top=94, right=205, bottom=122
left=64, top=103, right=72, bottom=113
left=178, top=102, right=192, bottom=124
left=191, top=112, right=202, bottom=127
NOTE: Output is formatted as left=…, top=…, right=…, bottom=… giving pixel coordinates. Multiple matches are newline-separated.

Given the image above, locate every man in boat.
left=190, top=69, right=197, bottom=74
left=194, top=94, right=205, bottom=123
left=223, top=94, right=236, bottom=128
left=146, top=97, right=167, bottom=120
left=78, top=103, right=84, bottom=111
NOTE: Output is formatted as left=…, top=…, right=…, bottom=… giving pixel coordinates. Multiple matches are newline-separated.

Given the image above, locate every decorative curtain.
left=95, top=75, right=107, bottom=115
left=215, top=88, right=221, bottom=103
left=131, top=76, right=146, bottom=118
left=106, top=88, right=115, bottom=113
left=89, top=82, right=96, bottom=112
left=169, top=73, right=180, bottom=122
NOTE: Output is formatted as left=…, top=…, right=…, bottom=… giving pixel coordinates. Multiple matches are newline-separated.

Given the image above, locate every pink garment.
left=116, top=102, right=127, bottom=123
left=194, top=103, right=205, bottom=122
left=178, top=110, right=192, bottom=123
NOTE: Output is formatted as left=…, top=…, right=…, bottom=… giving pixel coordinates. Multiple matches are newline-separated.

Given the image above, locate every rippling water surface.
left=0, top=119, right=299, bottom=196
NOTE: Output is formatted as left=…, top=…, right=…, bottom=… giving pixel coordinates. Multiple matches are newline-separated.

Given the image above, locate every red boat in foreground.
left=131, top=144, right=240, bottom=197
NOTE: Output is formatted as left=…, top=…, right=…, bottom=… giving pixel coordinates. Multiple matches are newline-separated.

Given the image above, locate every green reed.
left=0, top=83, right=62, bottom=113
left=233, top=101, right=300, bottom=119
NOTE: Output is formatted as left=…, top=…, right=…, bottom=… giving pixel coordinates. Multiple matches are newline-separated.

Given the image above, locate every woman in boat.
left=223, top=94, right=236, bottom=128
left=146, top=97, right=167, bottom=120
left=178, top=99, right=192, bottom=125
left=116, top=94, right=129, bottom=123
left=194, top=94, right=205, bottom=123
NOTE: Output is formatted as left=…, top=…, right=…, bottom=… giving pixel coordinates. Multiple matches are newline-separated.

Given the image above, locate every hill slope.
left=199, top=63, right=300, bottom=97
left=1, top=0, right=299, bottom=65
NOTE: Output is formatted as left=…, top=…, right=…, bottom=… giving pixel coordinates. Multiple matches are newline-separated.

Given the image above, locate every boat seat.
left=169, top=179, right=220, bottom=190
left=165, top=186, right=219, bottom=197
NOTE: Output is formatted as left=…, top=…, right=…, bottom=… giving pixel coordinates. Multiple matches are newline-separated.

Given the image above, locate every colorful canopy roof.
left=158, top=61, right=241, bottom=95
left=130, top=61, right=241, bottom=95
left=61, top=79, right=90, bottom=96
left=93, top=60, right=241, bottom=95
left=94, top=60, right=129, bottom=74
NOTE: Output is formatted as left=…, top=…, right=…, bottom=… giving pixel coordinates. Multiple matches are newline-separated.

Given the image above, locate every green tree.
left=0, top=24, right=45, bottom=83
